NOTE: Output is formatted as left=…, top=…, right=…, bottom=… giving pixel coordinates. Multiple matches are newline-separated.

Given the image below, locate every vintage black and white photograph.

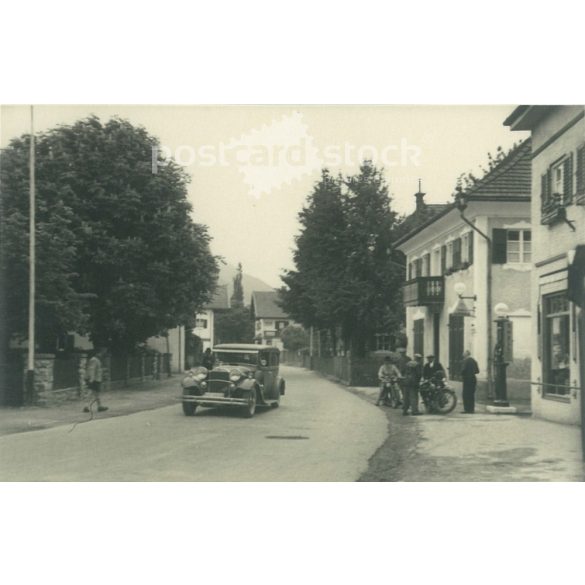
left=1, top=103, right=584, bottom=482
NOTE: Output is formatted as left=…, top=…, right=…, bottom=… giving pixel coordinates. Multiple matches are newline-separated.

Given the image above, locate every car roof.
left=213, top=343, right=279, bottom=352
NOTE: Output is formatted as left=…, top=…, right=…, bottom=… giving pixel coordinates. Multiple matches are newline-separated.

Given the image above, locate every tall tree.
left=280, top=163, right=404, bottom=357
left=230, top=262, right=244, bottom=308
left=215, top=306, right=255, bottom=344
left=1, top=116, right=219, bottom=352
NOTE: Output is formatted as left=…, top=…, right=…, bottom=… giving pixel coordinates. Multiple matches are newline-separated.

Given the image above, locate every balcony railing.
left=403, top=276, right=445, bottom=307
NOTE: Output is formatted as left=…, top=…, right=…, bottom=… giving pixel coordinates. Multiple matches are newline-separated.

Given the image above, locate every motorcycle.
left=419, top=372, right=457, bottom=414
left=377, top=376, right=402, bottom=408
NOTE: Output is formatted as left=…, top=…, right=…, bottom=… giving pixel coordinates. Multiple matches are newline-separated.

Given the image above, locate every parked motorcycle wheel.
left=434, top=389, right=457, bottom=414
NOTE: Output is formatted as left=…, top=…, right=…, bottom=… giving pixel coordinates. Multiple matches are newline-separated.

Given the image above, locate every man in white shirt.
left=84, top=348, right=108, bottom=413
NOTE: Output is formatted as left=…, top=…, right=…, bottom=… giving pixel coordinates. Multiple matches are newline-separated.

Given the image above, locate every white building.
left=395, top=140, right=533, bottom=405
left=251, top=290, right=293, bottom=350
left=505, top=105, right=585, bottom=425
left=193, top=284, right=230, bottom=351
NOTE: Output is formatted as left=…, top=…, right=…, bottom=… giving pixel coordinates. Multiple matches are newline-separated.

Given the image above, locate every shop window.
left=543, top=292, right=571, bottom=397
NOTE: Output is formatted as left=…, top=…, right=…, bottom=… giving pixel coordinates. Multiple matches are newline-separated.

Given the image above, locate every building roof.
left=394, top=139, right=532, bottom=247
left=462, top=138, right=531, bottom=198
left=251, top=290, right=289, bottom=319
left=503, top=106, right=556, bottom=131
left=204, top=284, right=230, bottom=310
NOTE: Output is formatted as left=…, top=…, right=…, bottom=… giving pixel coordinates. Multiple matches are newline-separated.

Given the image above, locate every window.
left=433, top=248, right=441, bottom=276
left=543, top=292, right=571, bottom=397
left=422, top=253, right=430, bottom=277
left=506, top=230, right=531, bottom=263
left=375, top=334, right=391, bottom=351
left=446, top=242, right=454, bottom=269
left=552, top=160, right=564, bottom=197
left=461, top=233, right=469, bottom=263
left=195, top=319, right=208, bottom=329
left=541, top=153, right=574, bottom=214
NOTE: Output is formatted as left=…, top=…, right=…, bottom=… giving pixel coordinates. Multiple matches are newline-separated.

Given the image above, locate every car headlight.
left=195, top=373, right=207, bottom=382
left=229, top=369, right=241, bottom=382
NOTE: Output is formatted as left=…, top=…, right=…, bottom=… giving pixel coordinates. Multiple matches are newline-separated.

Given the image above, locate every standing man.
left=84, top=348, right=108, bottom=413
left=401, top=353, right=423, bottom=416
left=423, top=354, right=446, bottom=380
left=202, top=347, right=215, bottom=370
left=461, top=350, right=479, bottom=414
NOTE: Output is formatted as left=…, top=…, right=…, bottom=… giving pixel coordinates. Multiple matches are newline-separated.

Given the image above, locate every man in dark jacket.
left=461, top=350, right=480, bottom=413
left=401, top=353, right=423, bottom=415
left=423, top=354, right=445, bottom=380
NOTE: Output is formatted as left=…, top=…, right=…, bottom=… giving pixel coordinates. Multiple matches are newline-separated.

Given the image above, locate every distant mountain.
left=218, top=263, right=274, bottom=305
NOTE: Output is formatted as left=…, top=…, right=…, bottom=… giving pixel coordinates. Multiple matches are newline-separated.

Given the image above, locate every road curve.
left=0, top=366, right=388, bottom=481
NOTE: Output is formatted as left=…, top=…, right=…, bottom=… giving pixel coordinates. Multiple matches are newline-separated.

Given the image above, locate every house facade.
left=395, top=140, right=533, bottom=404
left=250, top=290, right=293, bottom=350
left=147, top=283, right=230, bottom=371
left=193, top=284, right=230, bottom=350
left=505, top=105, right=585, bottom=425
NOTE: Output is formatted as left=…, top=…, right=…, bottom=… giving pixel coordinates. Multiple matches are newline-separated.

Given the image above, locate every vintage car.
left=181, top=344, right=285, bottom=418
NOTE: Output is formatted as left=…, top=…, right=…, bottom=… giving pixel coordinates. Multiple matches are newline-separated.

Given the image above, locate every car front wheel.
left=182, top=400, right=197, bottom=416
left=243, top=389, right=257, bottom=418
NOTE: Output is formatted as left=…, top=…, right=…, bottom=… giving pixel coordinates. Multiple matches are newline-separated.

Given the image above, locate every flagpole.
left=26, top=105, right=36, bottom=404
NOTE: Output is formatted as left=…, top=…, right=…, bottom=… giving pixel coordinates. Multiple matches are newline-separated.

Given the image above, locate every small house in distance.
left=193, top=284, right=230, bottom=351
left=251, top=290, right=294, bottom=350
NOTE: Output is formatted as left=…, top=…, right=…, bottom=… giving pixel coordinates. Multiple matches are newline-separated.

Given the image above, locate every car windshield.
left=214, top=352, right=258, bottom=366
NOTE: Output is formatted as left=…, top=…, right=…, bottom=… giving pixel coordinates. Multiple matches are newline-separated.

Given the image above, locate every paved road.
left=0, top=367, right=387, bottom=481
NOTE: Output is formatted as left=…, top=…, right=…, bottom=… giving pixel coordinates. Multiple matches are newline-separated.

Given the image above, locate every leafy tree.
left=280, top=324, right=308, bottom=352
left=280, top=163, right=404, bottom=357
left=230, top=262, right=244, bottom=308
left=280, top=170, right=347, bottom=330
left=215, top=306, right=255, bottom=344
left=1, top=116, right=218, bottom=352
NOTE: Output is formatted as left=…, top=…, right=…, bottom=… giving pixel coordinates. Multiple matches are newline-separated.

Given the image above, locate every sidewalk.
left=0, top=376, right=180, bottom=437
left=349, top=384, right=584, bottom=482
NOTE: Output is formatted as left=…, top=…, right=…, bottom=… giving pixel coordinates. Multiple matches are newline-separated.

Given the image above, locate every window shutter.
left=423, top=253, right=431, bottom=276
left=540, top=173, right=548, bottom=211
left=468, top=232, right=474, bottom=265
left=453, top=238, right=462, bottom=270
left=441, top=245, right=446, bottom=274
left=577, top=145, right=585, bottom=198
left=563, top=153, right=574, bottom=204
left=492, top=229, right=507, bottom=264
left=537, top=304, right=542, bottom=360
left=408, top=262, right=413, bottom=280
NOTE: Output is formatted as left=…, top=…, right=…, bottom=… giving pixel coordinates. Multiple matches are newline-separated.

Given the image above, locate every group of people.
left=377, top=349, right=479, bottom=415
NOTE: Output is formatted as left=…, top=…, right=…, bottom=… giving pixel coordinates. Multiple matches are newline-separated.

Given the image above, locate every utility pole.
left=25, top=105, right=36, bottom=404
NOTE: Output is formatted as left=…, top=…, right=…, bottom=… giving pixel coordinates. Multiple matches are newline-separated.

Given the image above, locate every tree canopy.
left=0, top=116, right=218, bottom=352
left=280, top=163, right=405, bottom=356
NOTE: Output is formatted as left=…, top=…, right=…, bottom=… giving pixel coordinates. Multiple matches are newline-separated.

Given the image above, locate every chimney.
left=415, top=179, right=426, bottom=212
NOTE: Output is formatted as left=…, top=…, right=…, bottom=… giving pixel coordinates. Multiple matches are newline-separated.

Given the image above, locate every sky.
left=0, top=105, right=529, bottom=287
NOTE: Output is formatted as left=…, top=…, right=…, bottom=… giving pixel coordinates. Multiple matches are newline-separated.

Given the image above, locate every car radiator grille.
left=208, top=372, right=230, bottom=393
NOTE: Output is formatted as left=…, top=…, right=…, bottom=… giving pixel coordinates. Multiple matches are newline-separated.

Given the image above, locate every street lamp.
left=493, top=302, right=511, bottom=407
left=452, top=282, right=476, bottom=317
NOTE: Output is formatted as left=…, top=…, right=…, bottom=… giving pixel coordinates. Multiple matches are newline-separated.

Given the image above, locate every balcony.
left=403, top=276, right=445, bottom=308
